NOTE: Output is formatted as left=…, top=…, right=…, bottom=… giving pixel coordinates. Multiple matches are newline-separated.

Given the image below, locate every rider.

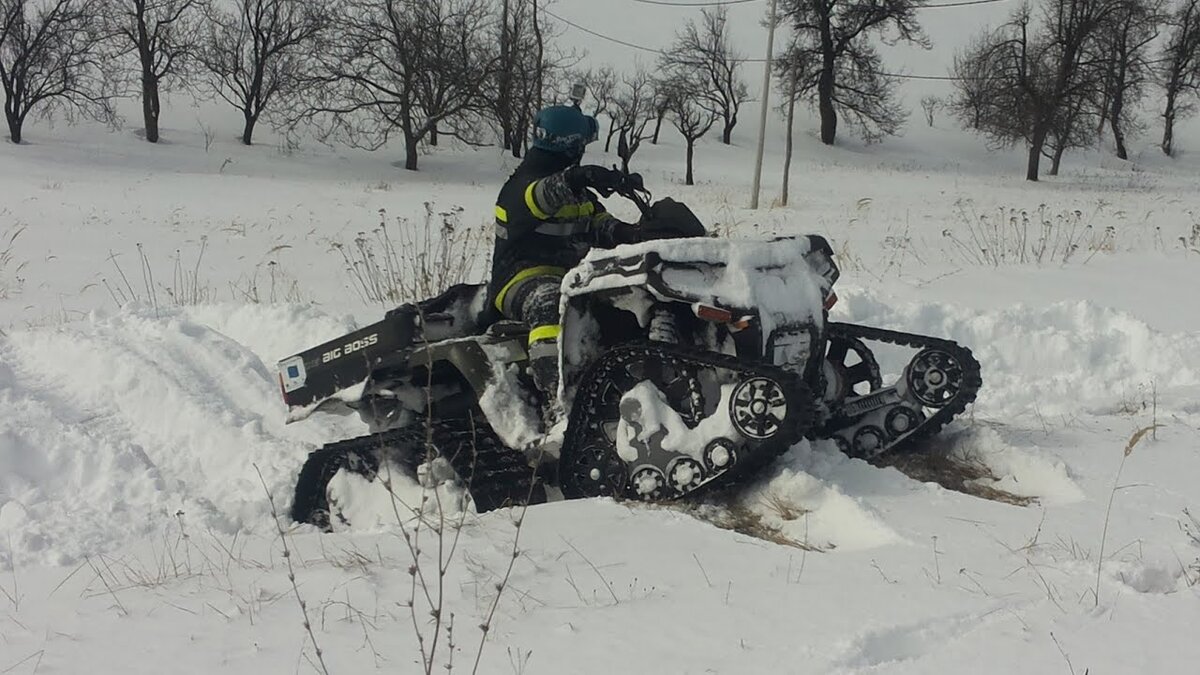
left=490, top=104, right=641, bottom=411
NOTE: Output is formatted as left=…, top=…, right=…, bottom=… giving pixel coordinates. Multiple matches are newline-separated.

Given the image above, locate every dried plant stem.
left=1095, top=425, right=1160, bottom=607
left=255, top=465, right=331, bottom=675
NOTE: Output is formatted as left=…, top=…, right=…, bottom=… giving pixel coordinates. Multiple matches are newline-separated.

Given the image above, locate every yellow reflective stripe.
left=525, top=182, right=550, bottom=220
left=528, top=325, right=562, bottom=345
left=554, top=201, right=596, bottom=219
left=494, top=265, right=566, bottom=311
left=494, top=205, right=508, bottom=223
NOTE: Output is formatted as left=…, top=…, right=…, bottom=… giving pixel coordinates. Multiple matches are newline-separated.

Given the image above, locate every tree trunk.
left=1110, top=108, right=1127, bottom=160
left=817, top=58, right=837, bottom=145
left=1026, top=126, right=1047, bottom=182
left=404, top=133, right=420, bottom=171
left=618, top=129, right=630, bottom=172
left=498, top=0, right=512, bottom=155
left=6, top=111, right=22, bottom=144
left=1049, top=142, right=1066, bottom=176
left=1162, top=87, right=1178, bottom=156
left=685, top=138, right=695, bottom=186
left=532, top=0, right=544, bottom=110
left=605, top=119, right=617, bottom=153
left=142, top=73, right=160, bottom=143
left=781, top=78, right=797, bottom=207
left=651, top=109, right=665, bottom=144
left=722, top=113, right=734, bottom=145
left=241, top=112, right=258, bottom=146
left=429, top=124, right=439, bottom=147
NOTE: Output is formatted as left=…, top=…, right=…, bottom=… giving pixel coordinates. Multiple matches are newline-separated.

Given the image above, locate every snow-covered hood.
left=563, top=236, right=836, bottom=338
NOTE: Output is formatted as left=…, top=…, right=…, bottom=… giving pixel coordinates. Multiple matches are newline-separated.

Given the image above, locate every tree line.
left=773, top=0, right=1200, bottom=181
left=0, top=0, right=751, bottom=183
left=2, top=0, right=1199, bottom=183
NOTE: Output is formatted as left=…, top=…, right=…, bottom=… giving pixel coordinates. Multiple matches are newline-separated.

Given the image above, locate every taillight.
left=694, top=303, right=733, bottom=323
left=824, top=292, right=839, bottom=310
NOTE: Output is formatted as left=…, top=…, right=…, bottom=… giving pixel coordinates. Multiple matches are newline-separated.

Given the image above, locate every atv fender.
left=409, top=337, right=526, bottom=398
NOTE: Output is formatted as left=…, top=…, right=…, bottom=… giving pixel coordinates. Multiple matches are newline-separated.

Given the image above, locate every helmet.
left=531, top=105, right=599, bottom=159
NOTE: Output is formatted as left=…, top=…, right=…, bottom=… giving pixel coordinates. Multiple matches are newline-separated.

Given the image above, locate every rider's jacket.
left=490, top=149, right=633, bottom=313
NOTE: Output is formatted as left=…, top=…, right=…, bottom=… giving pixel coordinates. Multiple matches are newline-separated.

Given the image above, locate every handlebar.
left=597, top=167, right=653, bottom=219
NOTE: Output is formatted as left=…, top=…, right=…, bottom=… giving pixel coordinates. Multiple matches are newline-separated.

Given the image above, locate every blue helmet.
left=531, top=105, right=599, bottom=158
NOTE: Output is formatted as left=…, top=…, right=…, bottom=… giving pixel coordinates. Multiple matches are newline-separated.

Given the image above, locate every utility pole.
left=749, top=0, right=779, bottom=210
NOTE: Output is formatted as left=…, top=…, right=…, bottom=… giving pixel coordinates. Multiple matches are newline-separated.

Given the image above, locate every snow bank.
left=0, top=306, right=352, bottom=565
left=836, top=292, right=1200, bottom=416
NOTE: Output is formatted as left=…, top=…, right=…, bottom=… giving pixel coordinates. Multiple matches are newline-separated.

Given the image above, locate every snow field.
left=3, top=282, right=1198, bottom=672
left=2, top=57, right=1200, bottom=672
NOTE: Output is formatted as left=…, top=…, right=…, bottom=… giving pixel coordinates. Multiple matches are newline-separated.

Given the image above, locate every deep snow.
left=3, top=1, right=1200, bottom=671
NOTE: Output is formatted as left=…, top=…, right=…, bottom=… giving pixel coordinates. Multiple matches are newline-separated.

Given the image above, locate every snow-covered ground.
left=3, top=2, right=1200, bottom=671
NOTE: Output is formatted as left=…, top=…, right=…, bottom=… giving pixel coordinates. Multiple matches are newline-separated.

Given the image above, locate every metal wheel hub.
left=565, top=444, right=627, bottom=497
left=631, top=466, right=667, bottom=500
left=703, top=438, right=738, bottom=471
left=667, top=458, right=704, bottom=493
left=731, top=377, right=788, bottom=440
left=907, top=349, right=965, bottom=408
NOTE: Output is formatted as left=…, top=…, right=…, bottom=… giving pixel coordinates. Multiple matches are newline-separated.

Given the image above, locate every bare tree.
left=951, top=1, right=1124, bottom=181
left=1091, top=0, right=1162, bottom=159
left=568, top=65, right=619, bottom=152
left=1161, top=0, right=1200, bottom=156
left=1, top=0, right=112, bottom=143
left=948, top=32, right=999, bottom=131
left=920, top=94, right=941, bottom=127
left=778, top=50, right=801, bottom=206
left=650, top=85, right=670, bottom=144
left=660, top=6, right=747, bottom=144
left=662, top=74, right=718, bottom=185
left=779, top=0, right=929, bottom=146
left=612, top=67, right=655, bottom=172
left=307, top=0, right=497, bottom=171
left=198, top=0, right=326, bottom=146
left=103, top=0, right=203, bottom=143
left=493, top=0, right=569, bottom=157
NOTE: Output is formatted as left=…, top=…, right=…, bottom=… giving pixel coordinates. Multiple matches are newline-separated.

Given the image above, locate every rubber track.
left=290, top=418, right=537, bottom=529
left=560, top=342, right=816, bottom=501
left=823, top=322, right=983, bottom=459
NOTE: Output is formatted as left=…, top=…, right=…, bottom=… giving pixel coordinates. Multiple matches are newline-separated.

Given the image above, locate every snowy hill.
left=3, top=1, right=1200, bottom=673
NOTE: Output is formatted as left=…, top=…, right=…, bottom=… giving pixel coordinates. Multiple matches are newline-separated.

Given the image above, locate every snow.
left=616, top=381, right=739, bottom=464
left=3, top=5, right=1200, bottom=672
left=567, top=236, right=830, bottom=349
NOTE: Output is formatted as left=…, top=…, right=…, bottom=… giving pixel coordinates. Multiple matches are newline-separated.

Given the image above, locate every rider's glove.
left=566, top=165, right=624, bottom=195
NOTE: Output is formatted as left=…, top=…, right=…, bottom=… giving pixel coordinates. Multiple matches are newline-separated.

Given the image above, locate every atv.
left=279, top=177, right=982, bottom=529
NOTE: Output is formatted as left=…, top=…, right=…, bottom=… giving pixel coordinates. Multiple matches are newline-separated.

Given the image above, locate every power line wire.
left=633, top=0, right=1012, bottom=8
left=545, top=6, right=967, bottom=80
left=631, top=0, right=759, bottom=7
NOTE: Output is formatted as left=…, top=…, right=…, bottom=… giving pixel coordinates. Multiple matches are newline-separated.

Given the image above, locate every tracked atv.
left=280, top=178, right=982, bottom=529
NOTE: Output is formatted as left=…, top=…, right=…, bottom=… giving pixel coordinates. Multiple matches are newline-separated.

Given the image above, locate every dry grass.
left=687, top=502, right=826, bottom=552
left=332, top=203, right=488, bottom=307
left=762, top=491, right=809, bottom=522
left=0, top=223, right=27, bottom=299
left=103, top=241, right=215, bottom=313
left=943, top=200, right=1116, bottom=267
left=1183, top=509, right=1200, bottom=587
left=876, top=449, right=1036, bottom=507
